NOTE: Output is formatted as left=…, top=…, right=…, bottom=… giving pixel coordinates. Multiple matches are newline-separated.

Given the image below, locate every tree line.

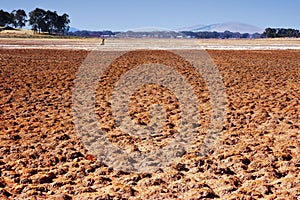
left=0, top=8, right=70, bottom=35
left=181, top=31, right=261, bottom=39
left=263, top=28, right=299, bottom=38
left=182, top=28, right=299, bottom=39
left=0, top=9, right=27, bottom=28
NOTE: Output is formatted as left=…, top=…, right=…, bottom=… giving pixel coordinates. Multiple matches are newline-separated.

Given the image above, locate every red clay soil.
left=0, top=49, right=299, bottom=199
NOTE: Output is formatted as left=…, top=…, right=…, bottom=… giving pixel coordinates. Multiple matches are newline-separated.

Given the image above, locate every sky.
left=1, top=0, right=300, bottom=31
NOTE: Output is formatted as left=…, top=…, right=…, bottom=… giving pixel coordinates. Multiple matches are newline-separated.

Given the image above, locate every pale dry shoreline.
left=0, top=37, right=300, bottom=50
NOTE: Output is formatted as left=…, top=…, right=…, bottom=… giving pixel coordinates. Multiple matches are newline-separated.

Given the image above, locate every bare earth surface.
left=0, top=40, right=300, bottom=199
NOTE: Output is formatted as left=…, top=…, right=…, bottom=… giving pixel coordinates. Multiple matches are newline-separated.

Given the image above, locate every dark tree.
left=0, top=9, right=13, bottom=27
left=286, top=28, right=299, bottom=37
left=11, top=9, right=27, bottom=28
left=241, top=33, right=250, bottom=38
left=264, top=27, right=299, bottom=38
left=277, top=28, right=287, bottom=37
left=45, top=10, right=58, bottom=34
left=29, top=8, right=46, bottom=33
left=29, top=8, right=70, bottom=35
left=263, top=28, right=277, bottom=38
left=55, top=13, right=70, bottom=35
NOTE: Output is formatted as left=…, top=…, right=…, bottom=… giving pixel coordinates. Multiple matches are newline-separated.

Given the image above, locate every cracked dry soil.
left=0, top=49, right=299, bottom=199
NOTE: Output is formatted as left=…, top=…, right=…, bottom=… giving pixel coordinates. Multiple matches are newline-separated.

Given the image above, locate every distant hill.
left=178, top=22, right=264, bottom=33
left=127, top=27, right=173, bottom=32
left=0, top=27, right=75, bottom=38
left=0, top=27, right=36, bottom=37
left=115, top=30, right=185, bottom=38
left=68, top=27, right=80, bottom=32
left=68, top=22, right=265, bottom=38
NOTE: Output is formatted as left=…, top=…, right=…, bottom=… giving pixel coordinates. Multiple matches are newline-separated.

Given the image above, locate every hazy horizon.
left=1, top=0, right=299, bottom=31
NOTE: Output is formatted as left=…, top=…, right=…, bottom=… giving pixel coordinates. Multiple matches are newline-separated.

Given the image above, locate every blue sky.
left=1, top=0, right=299, bottom=31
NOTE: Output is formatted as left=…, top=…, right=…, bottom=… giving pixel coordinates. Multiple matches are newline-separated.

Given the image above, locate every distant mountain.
left=127, top=27, right=173, bottom=32
left=68, top=27, right=80, bottom=32
left=68, top=22, right=265, bottom=38
left=176, top=24, right=205, bottom=32
left=116, top=30, right=184, bottom=38
left=179, top=22, right=264, bottom=33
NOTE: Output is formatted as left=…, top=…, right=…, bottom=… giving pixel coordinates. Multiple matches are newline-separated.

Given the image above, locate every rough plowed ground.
left=0, top=49, right=299, bottom=199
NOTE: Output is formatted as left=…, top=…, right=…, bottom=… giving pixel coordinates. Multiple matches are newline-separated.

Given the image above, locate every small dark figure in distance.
left=100, top=38, right=105, bottom=45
